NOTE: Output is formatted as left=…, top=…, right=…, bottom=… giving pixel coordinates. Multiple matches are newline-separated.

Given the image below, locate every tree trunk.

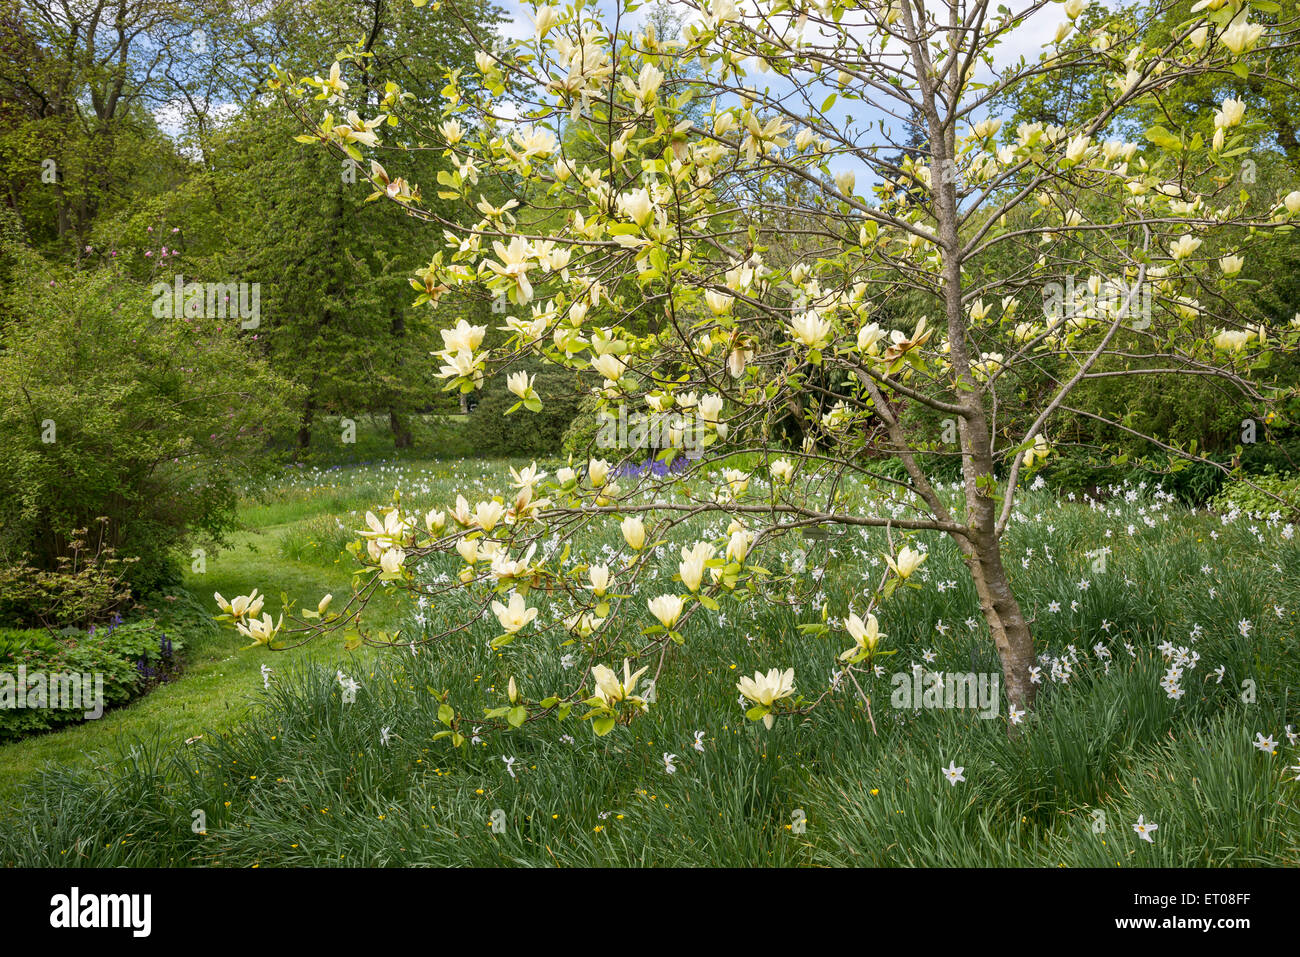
left=389, top=408, right=413, bottom=449
left=297, top=397, right=315, bottom=450
left=963, top=535, right=1036, bottom=712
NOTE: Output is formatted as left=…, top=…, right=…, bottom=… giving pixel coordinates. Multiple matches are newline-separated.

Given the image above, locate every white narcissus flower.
left=770, top=458, right=795, bottom=483
left=886, top=545, right=927, bottom=579
left=840, top=612, right=884, bottom=660
left=1132, top=815, right=1158, bottom=842
left=621, top=515, right=646, bottom=550
left=737, top=668, right=796, bottom=728
left=647, top=593, right=685, bottom=629
left=492, top=592, right=538, bottom=633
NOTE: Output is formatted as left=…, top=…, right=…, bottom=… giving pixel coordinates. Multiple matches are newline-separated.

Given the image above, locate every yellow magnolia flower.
left=789, top=309, right=832, bottom=349
left=379, top=547, right=405, bottom=575
left=1221, top=20, right=1263, bottom=55
left=473, top=500, right=506, bottom=531
left=647, top=594, right=684, bottom=629
left=1169, top=234, right=1202, bottom=260
left=621, top=516, right=647, bottom=550
left=726, top=528, right=755, bottom=564
left=840, top=612, right=884, bottom=660
left=491, top=592, right=538, bottom=633
left=1213, top=329, right=1252, bottom=352
left=590, top=658, right=649, bottom=707
left=886, top=545, right=927, bottom=579
left=737, top=668, right=796, bottom=728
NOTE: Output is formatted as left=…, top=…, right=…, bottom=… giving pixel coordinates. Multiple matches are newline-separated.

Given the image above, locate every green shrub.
left=468, top=359, right=592, bottom=458
left=0, top=524, right=134, bottom=629
left=0, top=244, right=301, bottom=600
left=0, top=618, right=182, bottom=743
left=1208, top=467, right=1300, bottom=515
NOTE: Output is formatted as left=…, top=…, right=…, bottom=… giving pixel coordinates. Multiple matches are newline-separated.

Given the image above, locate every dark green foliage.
left=0, top=619, right=182, bottom=742
left=0, top=243, right=301, bottom=601
left=469, top=358, right=592, bottom=458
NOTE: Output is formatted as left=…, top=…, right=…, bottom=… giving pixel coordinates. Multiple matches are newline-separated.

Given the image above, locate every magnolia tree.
left=228, top=0, right=1300, bottom=737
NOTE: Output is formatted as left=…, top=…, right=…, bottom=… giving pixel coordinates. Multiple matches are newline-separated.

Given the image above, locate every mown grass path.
left=0, top=512, right=395, bottom=811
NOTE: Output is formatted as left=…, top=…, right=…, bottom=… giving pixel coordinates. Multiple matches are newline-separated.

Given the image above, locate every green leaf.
left=1144, top=125, right=1182, bottom=151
